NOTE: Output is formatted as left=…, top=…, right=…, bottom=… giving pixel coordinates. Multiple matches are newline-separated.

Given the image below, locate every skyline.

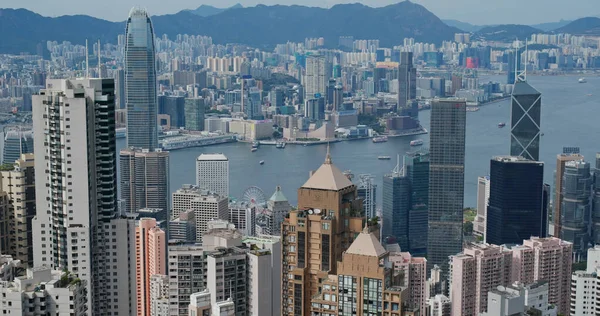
left=1, top=0, right=596, bottom=26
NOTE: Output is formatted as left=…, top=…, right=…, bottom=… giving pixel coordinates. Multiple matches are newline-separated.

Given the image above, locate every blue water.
left=114, top=75, right=599, bottom=208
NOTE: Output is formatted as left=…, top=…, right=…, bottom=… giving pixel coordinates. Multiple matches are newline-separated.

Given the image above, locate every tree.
left=463, top=221, right=473, bottom=236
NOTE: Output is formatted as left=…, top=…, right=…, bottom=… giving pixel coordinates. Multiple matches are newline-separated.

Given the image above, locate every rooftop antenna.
left=97, top=39, right=102, bottom=78
left=85, top=39, right=89, bottom=78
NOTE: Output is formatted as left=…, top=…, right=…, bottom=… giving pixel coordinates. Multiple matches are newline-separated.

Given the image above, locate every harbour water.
left=104, top=75, right=600, bottom=207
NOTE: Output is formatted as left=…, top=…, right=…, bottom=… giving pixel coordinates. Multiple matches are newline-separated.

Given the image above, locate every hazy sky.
left=2, top=0, right=596, bottom=25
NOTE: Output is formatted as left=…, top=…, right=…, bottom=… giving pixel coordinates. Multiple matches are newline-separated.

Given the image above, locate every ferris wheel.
left=242, top=186, right=267, bottom=207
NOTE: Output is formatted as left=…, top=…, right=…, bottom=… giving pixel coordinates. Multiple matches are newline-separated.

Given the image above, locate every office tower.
left=309, top=228, right=407, bottom=315
left=0, top=153, right=35, bottom=267
left=304, top=55, right=327, bottom=101
left=0, top=266, right=87, bottom=315
left=388, top=251, right=427, bottom=313
left=172, top=184, right=203, bottom=218
left=270, top=87, right=285, bottom=109
left=333, top=84, right=343, bottom=111
left=560, top=160, right=592, bottom=258
left=196, top=153, right=229, bottom=197
left=168, top=243, right=205, bottom=316
left=593, top=153, right=600, bottom=244
left=149, top=274, right=169, bottom=316
left=450, top=244, right=513, bottom=315
left=357, top=174, right=377, bottom=219
left=125, top=8, right=158, bottom=150
left=398, top=52, right=416, bottom=113
left=191, top=192, right=229, bottom=242
left=281, top=149, right=365, bottom=315
left=510, top=237, right=572, bottom=315
left=510, top=78, right=542, bottom=161
left=267, top=186, right=291, bottom=236
left=136, top=218, right=166, bottom=316
left=2, top=127, right=33, bottom=164
left=31, top=78, right=137, bottom=315
left=382, top=157, right=411, bottom=249
left=506, top=49, right=522, bottom=84
left=427, top=99, right=466, bottom=275
left=120, top=148, right=170, bottom=213
left=168, top=209, right=196, bottom=242
left=304, top=97, right=325, bottom=121
left=159, top=95, right=185, bottom=128
left=486, top=156, right=546, bottom=245
left=227, top=201, right=256, bottom=237
left=406, top=151, right=430, bottom=255
left=184, top=98, right=205, bottom=131
left=114, top=68, right=125, bottom=109
left=474, top=176, right=490, bottom=240
left=554, top=151, right=584, bottom=236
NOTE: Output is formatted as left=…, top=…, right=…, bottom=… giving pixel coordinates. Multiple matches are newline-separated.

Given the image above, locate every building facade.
left=560, top=160, right=593, bottom=259
left=135, top=218, right=166, bottom=316
left=120, top=148, right=170, bottom=213
left=304, top=55, right=327, bottom=102
left=184, top=98, right=205, bottom=131
left=398, top=52, right=416, bottom=114
left=167, top=243, right=205, bottom=316
left=510, top=80, right=542, bottom=161
left=196, top=153, right=229, bottom=198
left=474, top=176, right=490, bottom=240
left=554, top=152, right=584, bottom=236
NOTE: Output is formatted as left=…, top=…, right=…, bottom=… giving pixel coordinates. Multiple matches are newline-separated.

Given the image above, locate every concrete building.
left=227, top=201, right=256, bottom=237
left=388, top=251, right=427, bottom=313
left=32, top=78, right=136, bottom=315
left=150, top=274, right=169, bottom=316
left=554, top=152, right=584, bottom=236
left=169, top=209, right=196, bottom=242
left=172, top=184, right=204, bottom=218
left=206, top=247, right=248, bottom=315
left=474, top=176, right=490, bottom=240
left=136, top=218, right=167, bottom=316
left=196, top=153, right=229, bottom=198
left=593, top=153, right=600, bottom=244
left=304, top=55, right=327, bottom=101
left=167, top=243, right=205, bottom=316
left=243, top=235, right=282, bottom=316
left=281, top=148, right=365, bottom=315
left=450, top=243, right=513, bottom=316
left=480, top=281, right=556, bottom=316
left=266, top=186, right=291, bottom=236
left=188, top=289, right=212, bottom=316
left=228, top=119, right=273, bottom=141
left=428, top=295, right=451, bottom=316
left=570, top=245, right=600, bottom=316
left=427, top=99, right=466, bottom=275
left=0, top=266, right=87, bottom=315
left=191, top=193, right=229, bottom=243
left=119, top=148, right=170, bottom=213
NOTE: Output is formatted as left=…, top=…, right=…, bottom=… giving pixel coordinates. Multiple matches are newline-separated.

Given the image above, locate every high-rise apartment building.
left=304, top=55, right=327, bottom=101
left=592, top=153, right=600, bottom=244
left=427, top=99, right=466, bottom=274
left=281, top=149, right=365, bottom=315
left=120, top=148, right=170, bottom=213
left=125, top=8, right=158, bottom=150
left=570, top=245, right=600, bottom=316
left=206, top=247, right=248, bottom=315
left=554, top=151, right=584, bottom=236
left=388, top=251, right=427, bottom=313
left=149, top=274, right=169, bottom=316
left=560, top=160, right=592, bottom=258
left=0, top=154, right=35, bottom=267
left=474, top=176, right=490, bottom=240
left=167, top=243, right=205, bottom=316
left=184, top=98, right=205, bottom=131
left=486, top=156, right=546, bottom=245
left=398, top=52, right=416, bottom=114
left=510, top=79, right=542, bottom=161
left=196, top=153, right=229, bottom=197
left=135, top=218, right=166, bottom=316
left=450, top=243, right=513, bottom=316
left=32, top=78, right=137, bottom=315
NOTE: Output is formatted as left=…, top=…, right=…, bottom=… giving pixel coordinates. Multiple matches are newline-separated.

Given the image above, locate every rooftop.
left=197, top=153, right=228, bottom=161
left=269, top=185, right=288, bottom=202
left=512, top=80, right=541, bottom=96
left=345, top=228, right=387, bottom=258
left=301, top=146, right=353, bottom=191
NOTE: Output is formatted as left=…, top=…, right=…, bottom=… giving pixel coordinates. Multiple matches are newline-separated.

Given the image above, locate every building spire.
left=325, top=143, right=332, bottom=164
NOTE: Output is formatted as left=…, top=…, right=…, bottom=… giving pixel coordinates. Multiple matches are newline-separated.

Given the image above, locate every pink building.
left=135, top=218, right=166, bottom=316
left=450, top=243, right=512, bottom=316
left=511, top=237, right=572, bottom=316
left=388, top=252, right=427, bottom=313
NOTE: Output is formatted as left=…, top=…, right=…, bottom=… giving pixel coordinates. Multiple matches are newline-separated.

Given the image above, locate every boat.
left=378, top=156, right=391, bottom=160
left=578, top=78, right=587, bottom=83
left=410, top=139, right=424, bottom=146
left=276, top=142, right=286, bottom=149
left=498, top=122, right=506, bottom=128
left=372, top=136, right=388, bottom=143
left=251, top=148, right=258, bottom=152
left=251, top=141, right=260, bottom=148
left=259, top=160, right=265, bottom=165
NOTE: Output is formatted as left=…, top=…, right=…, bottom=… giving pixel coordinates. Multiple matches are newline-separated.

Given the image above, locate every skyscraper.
left=474, top=176, right=490, bottom=240
left=398, top=52, right=416, bottom=114
left=125, top=8, right=158, bottom=150
left=486, top=156, right=546, bottom=246
left=281, top=149, right=365, bottom=315
left=510, top=79, right=542, bottom=161
left=2, top=126, right=33, bottom=164
left=114, top=68, right=125, bottom=109
left=506, top=49, right=522, bottom=84
left=382, top=157, right=411, bottom=249
left=135, top=218, right=166, bottom=316
left=357, top=174, right=377, bottom=220
left=120, top=148, right=170, bottom=213
left=427, top=99, right=466, bottom=274
left=32, top=78, right=136, bottom=314
left=406, top=151, right=430, bottom=256
left=560, top=160, right=593, bottom=258
left=184, top=98, right=205, bottom=131
left=592, top=154, right=600, bottom=244
left=304, top=55, right=327, bottom=101
left=554, top=151, right=584, bottom=236
left=196, top=153, right=229, bottom=197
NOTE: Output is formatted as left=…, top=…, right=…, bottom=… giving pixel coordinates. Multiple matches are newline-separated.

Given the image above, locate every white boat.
left=410, top=139, right=423, bottom=146
left=372, top=136, right=388, bottom=143
left=378, top=156, right=391, bottom=160
left=578, top=78, right=587, bottom=83
left=259, top=160, right=265, bottom=165
left=251, top=148, right=258, bottom=152
left=276, top=142, right=286, bottom=149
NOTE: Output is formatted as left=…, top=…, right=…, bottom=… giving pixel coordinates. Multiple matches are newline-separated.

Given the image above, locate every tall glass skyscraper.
left=486, top=156, right=547, bottom=246
left=398, top=52, right=417, bottom=116
left=510, top=80, right=542, bottom=161
left=427, top=99, right=466, bottom=275
left=592, top=153, right=600, bottom=245
left=560, top=160, right=592, bottom=258
left=125, top=8, right=158, bottom=150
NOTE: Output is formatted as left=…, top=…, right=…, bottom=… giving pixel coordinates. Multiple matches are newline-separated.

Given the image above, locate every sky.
left=1, top=0, right=596, bottom=25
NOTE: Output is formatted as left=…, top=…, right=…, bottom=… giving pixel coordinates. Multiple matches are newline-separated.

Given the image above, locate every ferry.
left=498, top=122, right=506, bottom=128
left=276, top=142, right=286, bottom=149
left=410, top=139, right=424, bottom=146
left=578, top=78, right=587, bottom=83
left=259, top=160, right=265, bottom=165
left=372, top=136, right=388, bottom=143
left=378, top=156, right=391, bottom=160
left=251, top=148, right=258, bottom=152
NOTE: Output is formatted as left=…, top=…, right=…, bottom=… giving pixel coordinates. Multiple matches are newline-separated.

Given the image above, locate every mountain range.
left=1, top=2, right=599, bottom=55
left=443, top=19, right=574, bottom=32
